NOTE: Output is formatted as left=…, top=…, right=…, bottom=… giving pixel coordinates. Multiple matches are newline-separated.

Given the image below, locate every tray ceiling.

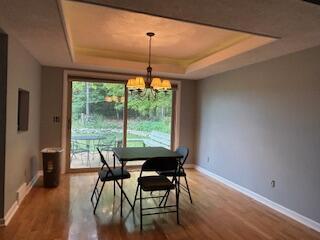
left=60, top=0, right=275, bottom=75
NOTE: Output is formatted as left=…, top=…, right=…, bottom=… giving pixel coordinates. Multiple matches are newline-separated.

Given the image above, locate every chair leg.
left=94, top=181, right=105, bottom=214
left=159, top=190, right=169, bottom=207
left=163, top=190, right=170, bottom=207
left=90, top=177, right=99, bottom=202
left=120, top=179, right=123, bottom=217
left=175, top=183, right=180, bottom=224
left=113, top=155, right=116, bottom=196
left=133, top=183, right=139, bottom=209
left=140, top=186, right=143, bottom=231
left=81, top=153, right=84, bottom=165
left=184, top=175, right=193, bottom=204
left=162, top=177, right=174, bottom=207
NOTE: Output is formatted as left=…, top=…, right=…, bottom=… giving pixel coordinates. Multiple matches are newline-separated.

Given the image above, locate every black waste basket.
left=41, top=148, right=63, bottom=187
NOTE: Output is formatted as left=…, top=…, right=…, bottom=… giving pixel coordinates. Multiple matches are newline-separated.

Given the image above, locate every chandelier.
left=126, top=32, right=172, bottom=98
left=104, top=96, right=125, bottom=103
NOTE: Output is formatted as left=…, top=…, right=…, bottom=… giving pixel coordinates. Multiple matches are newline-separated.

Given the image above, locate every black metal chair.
left=71, top=140, right=90, bottom=165
left=90, top=148, right=132, bottom=214
left=94, top=134, right=115, bottom=151
left=158, top=146, right=193, bottom=204
left=133, top=157, right=180, bottom=231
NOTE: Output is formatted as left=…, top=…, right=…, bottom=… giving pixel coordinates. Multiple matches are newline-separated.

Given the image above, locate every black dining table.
left=113, top=147, right=183, bottom=162
left=112, top=147, right=183, bottom=216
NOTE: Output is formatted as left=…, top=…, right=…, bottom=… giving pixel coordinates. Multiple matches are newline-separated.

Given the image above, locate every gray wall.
left=195, top=45, right=320, bottom=223
left=179, top=80, right=196, bottom=163
left=4, top=34, right=41, bottom=214
left=40, top=67, right=63, bottom=150
left=40, top=66, right=196, bottom=164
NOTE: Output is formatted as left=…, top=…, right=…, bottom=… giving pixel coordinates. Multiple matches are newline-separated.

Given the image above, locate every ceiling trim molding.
left=72, top=0, right=281, bottom=39
left=49, top=66, right=192, bottom=82
left=58, top=1, right=276, bottom=77
left=57, top=0, right=75, bottom=62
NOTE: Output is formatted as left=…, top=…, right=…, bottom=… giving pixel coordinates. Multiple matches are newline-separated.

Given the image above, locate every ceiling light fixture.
left=126, top=32, right=171, bottom=99
left=104, top=95, right=125, bottom=103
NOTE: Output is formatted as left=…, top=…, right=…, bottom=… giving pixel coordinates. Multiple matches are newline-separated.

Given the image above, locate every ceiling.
left=60, top=0, right=274, bottom=75
left=0, top=0, right=320, bottom=80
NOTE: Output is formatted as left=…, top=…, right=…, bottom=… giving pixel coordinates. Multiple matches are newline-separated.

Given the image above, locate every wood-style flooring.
left=0, top=169, right=319, bottom=240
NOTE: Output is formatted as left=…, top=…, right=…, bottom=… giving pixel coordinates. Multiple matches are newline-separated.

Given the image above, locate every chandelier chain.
left=148, top=34, right=152, bottom=68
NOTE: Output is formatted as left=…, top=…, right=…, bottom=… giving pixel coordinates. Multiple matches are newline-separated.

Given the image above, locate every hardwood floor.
left=0, top=169, right=319, bottom=240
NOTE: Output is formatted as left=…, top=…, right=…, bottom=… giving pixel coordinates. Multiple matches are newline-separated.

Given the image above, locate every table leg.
left=86, top=140, right=90, bottom=167
left=113, top=154, right=115, bottom=196
left=114, top=180, right=133, bottom=209
left=177, top=161, right=181, bottom=205
left=120, top=162, right=123, bottom=217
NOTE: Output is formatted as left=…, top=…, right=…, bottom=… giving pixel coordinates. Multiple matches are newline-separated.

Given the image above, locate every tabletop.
left=112, top=147, right=183, bottom=162
left=72, top=135, right=105, bottom=141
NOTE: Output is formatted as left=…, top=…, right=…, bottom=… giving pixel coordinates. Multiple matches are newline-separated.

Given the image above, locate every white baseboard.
left=16, top=183, right=28, bottom=205
left=0, top=170, right=42, bottom=227
left=19, top=170, right=42, bottom=204
left=184, top=163, right=195, bottom=169
left=195, top=165, right=320, bottom=233
left=0, top=201, right=18, bottom=227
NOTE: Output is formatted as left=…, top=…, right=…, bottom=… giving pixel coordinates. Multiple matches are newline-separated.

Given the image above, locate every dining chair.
left=90, top=148, right=131, bottom=214
left=158, top=146, right=193, bottom=204
left=133, top=157, right=180, bottom=231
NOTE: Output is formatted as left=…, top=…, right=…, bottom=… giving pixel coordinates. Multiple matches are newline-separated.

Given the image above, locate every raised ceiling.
left=60, top=0, right=275, bottom=75
left=0, top=0, right=320, bottom=79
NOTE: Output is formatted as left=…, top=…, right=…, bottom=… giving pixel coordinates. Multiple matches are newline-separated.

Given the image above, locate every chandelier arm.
left=139, top=89, right=146, bottom=98
left=152, top=89, right=157, bottom=98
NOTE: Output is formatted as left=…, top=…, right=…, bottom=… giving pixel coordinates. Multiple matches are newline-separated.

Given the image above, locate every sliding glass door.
left=67, top=78, right=175, bottom=171
left=69, top=80, right=125, bottom=169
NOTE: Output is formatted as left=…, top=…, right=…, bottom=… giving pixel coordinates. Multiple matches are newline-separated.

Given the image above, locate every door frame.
left=61, top=70, right=181, bottom=173
left=0, top=31, right=8, bottom=221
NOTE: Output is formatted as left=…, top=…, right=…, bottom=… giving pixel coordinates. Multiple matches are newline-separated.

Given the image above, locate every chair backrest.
left=142, top=157, right=178, bottom=172
left=97, top=148, right=112, bottom=172
left=175, top=146, right=189, bottom=165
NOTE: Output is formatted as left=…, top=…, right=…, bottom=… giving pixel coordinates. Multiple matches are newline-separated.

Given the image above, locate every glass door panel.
left=127, top=91, right=173, bottom=152
left=70, top=81, right=125, bottom=169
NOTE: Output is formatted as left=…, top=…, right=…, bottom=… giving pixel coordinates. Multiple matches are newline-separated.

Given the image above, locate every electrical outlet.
left=271, top=180, right=276, bottom=188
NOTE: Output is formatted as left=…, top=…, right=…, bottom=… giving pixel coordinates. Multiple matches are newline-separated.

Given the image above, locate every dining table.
left=112, top=146, right=183, bottom=216
left=71, top=135, right=106, bottom=166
